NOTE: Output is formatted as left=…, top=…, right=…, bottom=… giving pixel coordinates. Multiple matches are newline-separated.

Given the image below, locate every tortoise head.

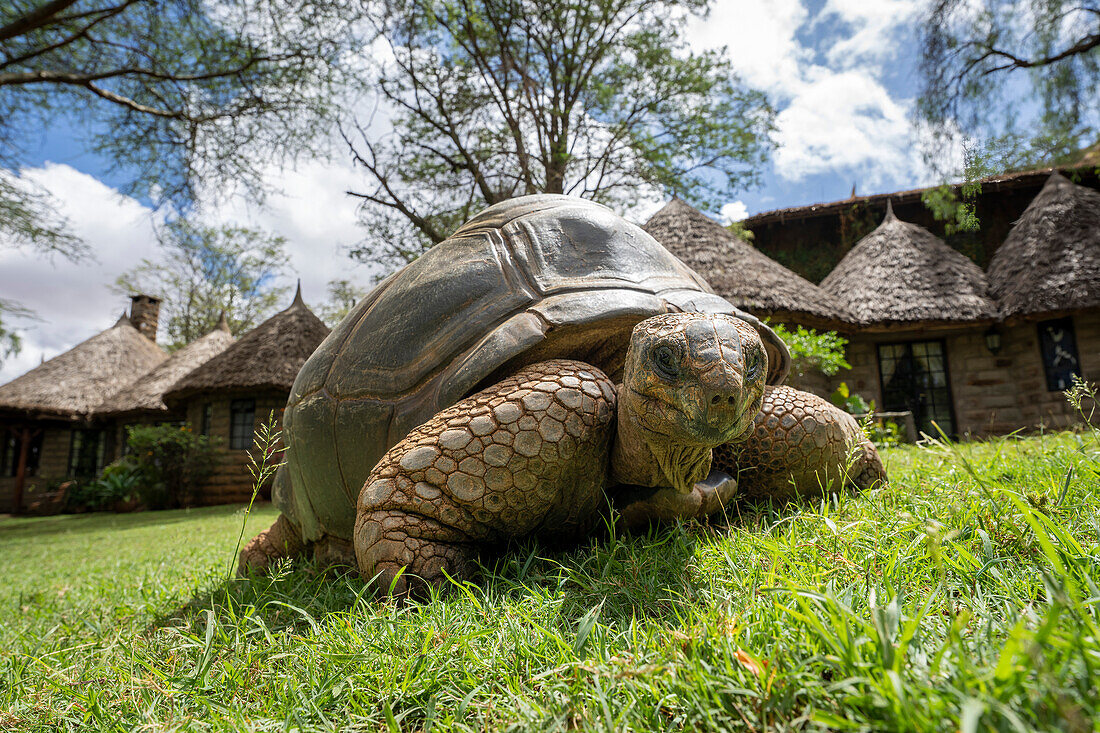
left=622, top=312, right=768, bottom=449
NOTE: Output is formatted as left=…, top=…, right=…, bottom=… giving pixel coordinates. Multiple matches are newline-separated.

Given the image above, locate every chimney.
left=129, top=294, right=161, bottom=342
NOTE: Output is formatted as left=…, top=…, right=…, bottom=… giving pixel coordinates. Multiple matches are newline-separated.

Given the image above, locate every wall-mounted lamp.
left=984, top=326, right=1002, bottom=355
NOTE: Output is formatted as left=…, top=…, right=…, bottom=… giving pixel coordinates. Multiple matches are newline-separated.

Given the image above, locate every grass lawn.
left=2, top=431, right=1099, bottom=731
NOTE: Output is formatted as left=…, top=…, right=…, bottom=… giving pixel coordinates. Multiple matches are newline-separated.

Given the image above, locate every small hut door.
left=876, top=340, right=956, bottom=437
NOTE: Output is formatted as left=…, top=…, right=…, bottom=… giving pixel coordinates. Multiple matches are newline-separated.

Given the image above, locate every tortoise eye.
left=652, top=344, right=680, bottom=379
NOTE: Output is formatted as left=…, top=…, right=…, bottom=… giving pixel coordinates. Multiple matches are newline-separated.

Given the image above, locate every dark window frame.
left=200, top=402, right=213, bottom=436
left=1037, top=317, right=1082, bottom=392
left=2, top=430, right=43, bottom=478
left=68, top=428, right=106, bottom=478
left=875, top=338, right=957, bottom=439
left=230, top=399, right=256, bottom=450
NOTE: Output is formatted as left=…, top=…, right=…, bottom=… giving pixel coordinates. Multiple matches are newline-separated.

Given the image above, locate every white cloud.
left=773, top=68, right=919, bottom=185
left=0, top=164, right=159, bottom=382
left=719, top=200, right=749, bottom=223
left=686, top=0, right=925, bottom=193
left=818, top=0, right=921, bottom=68
left=686, top=0, right=809, bottom=96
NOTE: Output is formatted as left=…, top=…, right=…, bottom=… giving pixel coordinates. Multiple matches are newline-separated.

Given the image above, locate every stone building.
left=819, top=203, right=1001, bottom=436
left=0, top=297, right=167, bottom=512
left=162, top=287, right=329, bottom=505
left=817, top=173, right=1098, bottom=437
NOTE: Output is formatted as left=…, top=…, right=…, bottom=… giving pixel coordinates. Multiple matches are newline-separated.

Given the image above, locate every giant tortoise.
left=241, top=195, right=885, bottom=594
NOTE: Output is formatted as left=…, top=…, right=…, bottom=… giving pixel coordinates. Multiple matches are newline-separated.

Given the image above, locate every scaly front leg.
left=354, top=359, right=617, bottom=597
left=713, top=385, right=887, bottom=502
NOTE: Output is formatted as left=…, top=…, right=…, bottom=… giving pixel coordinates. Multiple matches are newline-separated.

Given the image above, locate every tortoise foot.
left=355, top=510, right=477, bottom=598
left=615, top=469, right=738, bottom=529
left=237, top=514, right=306, bottom=575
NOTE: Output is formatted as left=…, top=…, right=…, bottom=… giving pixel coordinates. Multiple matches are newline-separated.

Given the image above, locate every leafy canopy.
left=919, top=0, right=1100, bottom=176
left=0, top=0, right=369, bottom=248
left=346, top=0, right=775, bottom=272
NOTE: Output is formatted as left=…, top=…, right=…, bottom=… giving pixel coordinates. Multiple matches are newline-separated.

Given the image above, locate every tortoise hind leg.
left=237, top=514, right=307, bottom=575
left=354, top=359, right=617, bottom=598
left=714, top=385, right=886, bottom=502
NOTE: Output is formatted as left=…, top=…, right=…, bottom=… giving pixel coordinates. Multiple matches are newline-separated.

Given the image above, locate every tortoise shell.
left=278, top=195, right=791, bottom=543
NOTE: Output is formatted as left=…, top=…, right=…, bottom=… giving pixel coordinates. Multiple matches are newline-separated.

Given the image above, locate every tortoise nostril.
left=727, top=395, right=736, bottom=406
left=710, top=394, right=721, bottom=406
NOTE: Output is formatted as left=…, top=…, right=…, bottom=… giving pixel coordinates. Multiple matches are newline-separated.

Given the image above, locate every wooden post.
left=12, top=426, right=30, bottom=515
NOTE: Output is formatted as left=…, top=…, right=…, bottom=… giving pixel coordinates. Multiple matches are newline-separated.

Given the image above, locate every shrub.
left=120, top=423, right=221, bottom=509
left=92, top=464, right=143, bottom=509
left=770, top=322, right=850, bottom=380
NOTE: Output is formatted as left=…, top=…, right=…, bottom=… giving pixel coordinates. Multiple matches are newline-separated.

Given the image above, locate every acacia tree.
left=0, top=0, right=369, bottom=248
left=919, top=0, right=1100, bottom=174
left=114, top=219, right=290, bottom=349
left=345, top=0, right=774, bottom=271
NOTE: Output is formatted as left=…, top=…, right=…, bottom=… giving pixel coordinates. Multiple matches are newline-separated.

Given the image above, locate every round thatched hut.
left=164, top=287, right=330, bottom=504
left=819, top=204, right=1001, bottom=437
left=95, top=314, right=237, bottom=453
left=0, top=300, right=167, bottom=512
left=983, top=172, right=1100, bottom=427
left=643, top=199, right=851, bottom=329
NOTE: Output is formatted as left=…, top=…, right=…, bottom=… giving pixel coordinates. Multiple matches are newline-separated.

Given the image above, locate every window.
left=230, top=399, right=256, bottom=450
left=68, top=429, right=106, bottom=478
left=1, top=430, right=43, bottom=477
left=200, top=403, right=213, bottom=436
left=877, top=340, right=955, bottom=438
left=1037, top=317, right=1082, bottom=391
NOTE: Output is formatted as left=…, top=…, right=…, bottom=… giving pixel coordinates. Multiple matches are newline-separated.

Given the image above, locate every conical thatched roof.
left=987, top=172, right=1100, bottom=318
left=643, top=199, right=850, bottom=324
left=164, top=288, right=329, bottom=401
left=0, top=314, right=168, bottom=420
left=820, top=202, right=998, bottom=326
left=96, top=315, right=236, bottom=417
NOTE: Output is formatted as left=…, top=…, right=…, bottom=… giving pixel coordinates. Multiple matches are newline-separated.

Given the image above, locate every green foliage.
left=117, top=423, right=221, bottom=509
left=918, top=0, right=1100, bottom=178
left=770, top=322, right=850, bottom=378
left=114, top=218, right=289, bottom=348
left=347, top=0, right=775, bottom=271
left=91, top=464, right=143, bottom=507
left=725, top=220, right=754, bottom=242
left=831, top=381, right=872, bottom=414
left=2, top=428, right=1100, bottom=730
left=0, top=297, right=32, bottom=364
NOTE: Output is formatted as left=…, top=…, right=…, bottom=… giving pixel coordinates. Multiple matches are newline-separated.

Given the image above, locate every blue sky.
left=0, top=0, right=939, bottom=382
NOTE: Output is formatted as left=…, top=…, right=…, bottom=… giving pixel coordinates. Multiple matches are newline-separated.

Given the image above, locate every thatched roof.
left=164, top=287, right=329, bottom=401
left=820, top=202, right=998, bottom=326
left=95, top=315, right=236, bottom=417
left=643, top=199, right=851, bottom=324
left=987, top=172, right=1100, bottom=319
left=743, top=161, right=1097, bottom=228
left=0, top=314, right=167, bottom=420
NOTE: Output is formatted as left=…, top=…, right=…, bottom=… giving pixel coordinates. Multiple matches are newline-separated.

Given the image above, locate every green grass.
left=2, top=431, right=1099, bottom=731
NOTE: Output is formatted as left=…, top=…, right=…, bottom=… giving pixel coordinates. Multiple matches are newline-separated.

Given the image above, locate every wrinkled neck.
left=610, top=387, right=712, bottom=494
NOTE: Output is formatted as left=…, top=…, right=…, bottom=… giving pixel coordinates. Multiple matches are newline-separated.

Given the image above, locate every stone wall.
left=824, top=310, right=1099, bottom=437
left=183, top=392, right=287, bottom=506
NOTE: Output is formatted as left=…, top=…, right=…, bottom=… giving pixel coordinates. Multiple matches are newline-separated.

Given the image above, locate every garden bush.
left=769, top=322, right=850, bottom=381
left=114, top=423, right=221, bottom=509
